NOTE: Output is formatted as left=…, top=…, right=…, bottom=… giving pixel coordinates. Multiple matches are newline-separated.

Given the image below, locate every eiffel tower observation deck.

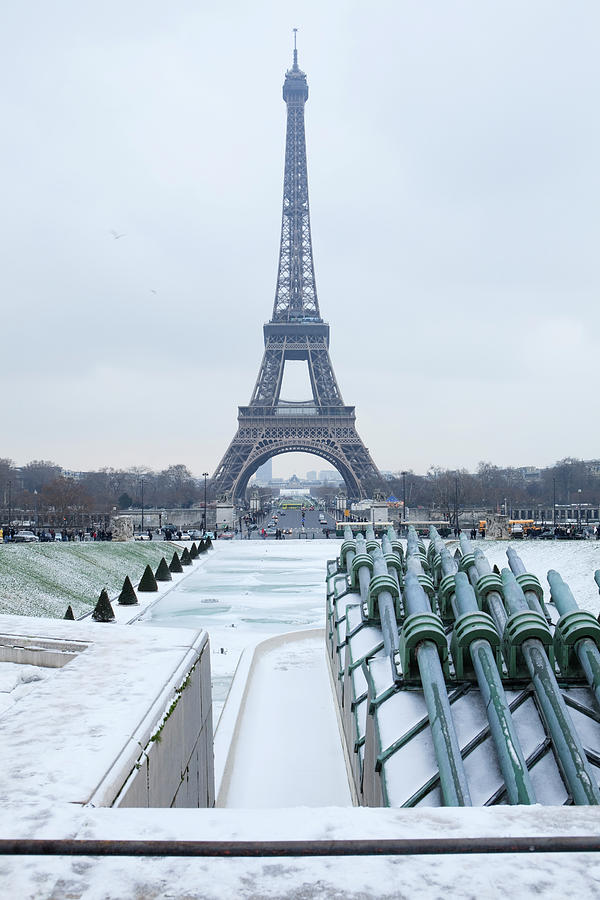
left=213, top=37, right=380, bottom=502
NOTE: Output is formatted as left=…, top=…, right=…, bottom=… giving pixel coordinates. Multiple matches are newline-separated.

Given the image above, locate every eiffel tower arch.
left=213, top=40, right=380, bottom=503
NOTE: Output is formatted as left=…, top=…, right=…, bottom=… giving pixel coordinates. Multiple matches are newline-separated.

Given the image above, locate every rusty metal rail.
left=0, top=837, right=599, bottom=857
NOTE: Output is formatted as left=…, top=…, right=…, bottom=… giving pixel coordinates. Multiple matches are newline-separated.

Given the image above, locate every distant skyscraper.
left=307, top=470, right=317, bottom=481
left=255, top=458, right=273, bottom=484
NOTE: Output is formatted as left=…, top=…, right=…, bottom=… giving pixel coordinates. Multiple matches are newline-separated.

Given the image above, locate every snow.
left=0, top=541, right=187, bottom=618
left=454, top=538, right=600, bottom=614
left=0, top=615, right=208, bottom=811
left=142, top=541, right=338, bottom=723
left=1, top=537, right=600, bottom=896
left=218, top=630, right=352, bottom=808
left=5, top=805, right=600, bottom=898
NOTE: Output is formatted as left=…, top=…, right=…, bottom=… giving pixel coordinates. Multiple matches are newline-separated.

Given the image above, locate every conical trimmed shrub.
left=169, top=551, right=183, bottom=574
left=205, top=536, right=213, bottom=549
left=118, top=575, right=138, bottom=606
left=155, top=557, right=172, bottom=582
left=138, top=564, right=158, bottom=592
left=92, top=589, right=115, bottom=622
left=180, top=547, right=192, bottom=566
left=493, top=564, right=500, bottom=575
left=190, top=542, right=198, bottom=559
left=64, top=605, right=75, bottom=620
left=198, top=539, right=207, bottom=554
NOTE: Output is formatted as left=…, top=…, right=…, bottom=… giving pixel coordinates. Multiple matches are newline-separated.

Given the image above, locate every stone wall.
left=115, top=638, right=214, bottom=808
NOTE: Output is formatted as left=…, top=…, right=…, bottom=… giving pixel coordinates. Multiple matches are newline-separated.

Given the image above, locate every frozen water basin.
left=142, top=540, right=339, bottom=723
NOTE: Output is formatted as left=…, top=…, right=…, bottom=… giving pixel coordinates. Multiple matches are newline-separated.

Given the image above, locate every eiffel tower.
left=213, top=38, right=380, bottom=502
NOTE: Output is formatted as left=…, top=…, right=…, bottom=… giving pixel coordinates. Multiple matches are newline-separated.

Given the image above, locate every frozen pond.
left=141, top=541, right=338, bottom=723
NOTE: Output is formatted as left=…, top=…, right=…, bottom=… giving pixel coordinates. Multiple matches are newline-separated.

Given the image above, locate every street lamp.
left=454, top=475, right=459, bottom=536
left=553, top=477, right=557, bottom=528
left=7, top=480, right=12, bottom=532
left=401, top=471, right=407, bottom=523
left=202, top=473, right=209, bottom=535
left=140, top=477, right=145, bottom=533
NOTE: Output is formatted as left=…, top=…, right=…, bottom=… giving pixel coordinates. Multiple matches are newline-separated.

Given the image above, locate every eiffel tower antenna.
left=212, top=46, right=380, bottom=501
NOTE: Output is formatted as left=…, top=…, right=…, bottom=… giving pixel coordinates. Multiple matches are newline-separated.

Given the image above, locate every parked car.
left=14, top=531, right=39, bottom=543
left=218, top=531, right=235, bottom=540
left=179, top=532, right=192, bottom=541
left=189, top=530, right=203, bottom=540
left=265, top=527, right=277, bottom=536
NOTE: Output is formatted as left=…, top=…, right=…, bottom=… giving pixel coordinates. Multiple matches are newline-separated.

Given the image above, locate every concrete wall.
left=115, top=639, right=214, bottom=808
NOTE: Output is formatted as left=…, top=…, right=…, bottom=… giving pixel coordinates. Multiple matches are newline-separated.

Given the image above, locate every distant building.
left=516, top=466, right=542, bottom=483
left=319, top=470, right=342, bottom=483
left=255, top=459, right=273, bottom=485
left=306, top=470, right=317, bottom=481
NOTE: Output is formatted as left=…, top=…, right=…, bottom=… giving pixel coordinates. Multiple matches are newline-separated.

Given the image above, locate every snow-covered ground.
left=464, top=538, right=600, bottom=613
left=0, top=541, right=184, bottom=618
left=2, top=537, right=600, bottom=897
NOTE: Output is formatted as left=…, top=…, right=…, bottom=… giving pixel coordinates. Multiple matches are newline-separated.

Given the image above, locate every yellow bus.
left=508, top=519, right=535, bottom=538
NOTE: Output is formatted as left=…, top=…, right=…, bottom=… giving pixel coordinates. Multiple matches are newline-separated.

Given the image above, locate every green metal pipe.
left=501, top=569, right=600, bottom=805
left=439, top=547, right=458, bottom=579
left=372, top=549, right=401, bottom=683
left=473, top=548, right=508, bottom=628
left=380, top=534, right=401, bottom=591
left=506, top=547, right=546, bottom=618
left=547, top=569, right=600, bottom=712
left=403, top=573, right=472, bottom=807
left=454, top=573, right=536, bottom=805
left=342, top=525, right=356, bottom=574
left=354, top=534, right=372, bottom=602
left=545, top=569, right=578, bottom=615
left=458, top=534, right=484, bottom=591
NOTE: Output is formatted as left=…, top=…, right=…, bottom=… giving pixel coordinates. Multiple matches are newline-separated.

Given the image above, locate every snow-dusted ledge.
left=0, top=614, right=213, bottom=814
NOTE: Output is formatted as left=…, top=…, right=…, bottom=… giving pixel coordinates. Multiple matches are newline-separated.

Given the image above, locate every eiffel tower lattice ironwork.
left=212, top=41, right=380, bottom=501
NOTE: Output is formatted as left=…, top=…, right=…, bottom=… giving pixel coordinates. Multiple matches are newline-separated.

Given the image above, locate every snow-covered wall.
left=0, top=616, right=214, bottom=814
left=115, top=640, right=214, bottom=809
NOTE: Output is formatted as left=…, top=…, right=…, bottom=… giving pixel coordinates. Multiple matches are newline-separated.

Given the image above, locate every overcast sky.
left=1, top=1, right=599, bottom=479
